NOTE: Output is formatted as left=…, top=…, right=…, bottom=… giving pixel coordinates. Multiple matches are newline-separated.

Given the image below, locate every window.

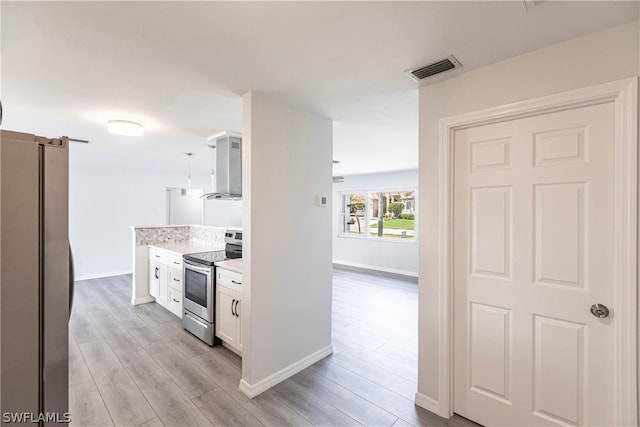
left=340, top=193, right=366, bottom=236
left=339, top=189, right=416, bottom=241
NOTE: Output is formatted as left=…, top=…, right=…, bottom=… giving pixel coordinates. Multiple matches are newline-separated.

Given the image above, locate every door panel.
left=534, top=182, right=585, bottom=288
left=454, top=102, right=615, bottom=426
left=533, top=126, right=587, bottom=166
left=533, top=315, right=585, bottom=426
left=469, top=302, right=511, bottom=404
left=470, top=138, right=511, bottom=171
left=470, top=186, right=511, bottom=278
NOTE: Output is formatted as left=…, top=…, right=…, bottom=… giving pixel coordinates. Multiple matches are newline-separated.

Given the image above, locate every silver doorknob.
left=590, top=303, right=610, bottom=318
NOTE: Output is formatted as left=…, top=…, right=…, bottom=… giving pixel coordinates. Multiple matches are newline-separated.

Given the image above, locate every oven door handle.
left=184, top=259, right=212, bottom=274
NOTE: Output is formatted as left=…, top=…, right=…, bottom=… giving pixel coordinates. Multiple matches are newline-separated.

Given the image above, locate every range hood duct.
left=202, top=132, right=242, bottom=200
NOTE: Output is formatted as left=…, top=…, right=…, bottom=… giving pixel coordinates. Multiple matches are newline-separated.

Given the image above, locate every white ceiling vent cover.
left=405, top=55, right=462, bottom=82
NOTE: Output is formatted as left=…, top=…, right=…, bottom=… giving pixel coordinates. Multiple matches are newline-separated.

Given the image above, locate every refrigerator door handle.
left=69, top=244, right=75, bottom=319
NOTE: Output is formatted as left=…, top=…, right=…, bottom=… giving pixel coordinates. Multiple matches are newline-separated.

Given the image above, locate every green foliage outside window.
left=387, top=202, right=404, bottom=218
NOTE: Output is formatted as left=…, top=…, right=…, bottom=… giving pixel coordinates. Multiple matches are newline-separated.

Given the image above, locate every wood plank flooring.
left=69, top=269, right=479, bottom=427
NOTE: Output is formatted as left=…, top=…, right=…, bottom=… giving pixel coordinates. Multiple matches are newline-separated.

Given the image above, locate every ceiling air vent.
left=405, top=55, right=462, bottom=82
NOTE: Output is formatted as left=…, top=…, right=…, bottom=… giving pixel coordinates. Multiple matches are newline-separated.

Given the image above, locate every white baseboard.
left=332, top=260, right=418, bottom=279
left=239, top=344, right=333, bottom=398
left=414, top=392, right=441, bottom=415
left=75, top=269, right=132, bottom=281
left=132, top=296, right=155, bottom=305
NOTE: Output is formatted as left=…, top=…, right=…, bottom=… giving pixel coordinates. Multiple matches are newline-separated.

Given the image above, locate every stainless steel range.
left=182, top=229, right=242, bottom=345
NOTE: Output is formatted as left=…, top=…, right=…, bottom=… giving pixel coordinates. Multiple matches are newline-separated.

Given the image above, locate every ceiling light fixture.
left=185, top=152, right=194, bottom=191
left=106, top=116, right=144, bottom=136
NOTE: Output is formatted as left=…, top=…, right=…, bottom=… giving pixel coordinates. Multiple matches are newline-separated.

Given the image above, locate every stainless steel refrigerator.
left=1, top=129, right=72, bottom=424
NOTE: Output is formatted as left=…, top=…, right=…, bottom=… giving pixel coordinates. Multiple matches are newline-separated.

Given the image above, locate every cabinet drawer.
left=168, top=268, right=183, bottom=291
left=168, top=288, right=182, bottom=317
left=217, top=268, right=242, bottom=292
left=148, top=248, right=168, bottom=264
left=168, top=254, right=183, bottom=269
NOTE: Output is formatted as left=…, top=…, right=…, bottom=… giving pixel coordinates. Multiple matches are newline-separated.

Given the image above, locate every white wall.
left=69, top=157, right=241, bottom=279
left=241, top=92, right=333, bottom=395
left=203, top=199, right=242, bottom=228
left=332, top=169, right=418, bottom=276
left=417, top=20, right=640, bottom=407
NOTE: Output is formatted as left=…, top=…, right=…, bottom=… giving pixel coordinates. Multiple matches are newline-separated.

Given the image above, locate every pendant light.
left=208, top=145, right=216, bottom=192
left=185, top=152, right=194, bottom=192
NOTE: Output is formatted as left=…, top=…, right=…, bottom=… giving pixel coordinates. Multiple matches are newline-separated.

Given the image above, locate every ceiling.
left=1, top=1, right=638, bottom=176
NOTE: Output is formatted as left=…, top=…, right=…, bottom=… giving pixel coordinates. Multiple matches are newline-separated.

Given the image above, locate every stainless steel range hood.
left=202, top=132, right=242, bottom=200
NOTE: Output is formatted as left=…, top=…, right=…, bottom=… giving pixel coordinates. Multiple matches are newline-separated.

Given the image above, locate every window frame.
left=337, top=187, right=418, bottom=243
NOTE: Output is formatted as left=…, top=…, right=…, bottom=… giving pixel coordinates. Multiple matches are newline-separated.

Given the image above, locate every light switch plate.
left=316, top=195, right=328, bottom=207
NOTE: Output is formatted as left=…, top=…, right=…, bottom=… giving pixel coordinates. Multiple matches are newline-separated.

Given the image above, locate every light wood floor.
left=69, top=269, right=479, bottom=427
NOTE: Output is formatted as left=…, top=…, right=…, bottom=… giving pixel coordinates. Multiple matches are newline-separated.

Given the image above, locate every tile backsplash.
left=190, top=226, right=226, bottom=247
left=134, top=225, right=227, bottom=247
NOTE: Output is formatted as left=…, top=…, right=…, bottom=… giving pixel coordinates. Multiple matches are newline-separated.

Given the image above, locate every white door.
left=453, top=102, right=615, bottom=426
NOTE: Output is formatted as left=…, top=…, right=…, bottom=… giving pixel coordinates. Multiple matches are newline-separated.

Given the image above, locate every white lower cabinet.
left=167, top=267, right=183, bottom=317
left=167, top=287, right=182, bottom=317
left=148, top=247, right=182, bottom=318
left=149, top=260, right=167, bottom=306
left=149, top=262, right=160, bottom=298
left=215, top=268, right=242, bottom=354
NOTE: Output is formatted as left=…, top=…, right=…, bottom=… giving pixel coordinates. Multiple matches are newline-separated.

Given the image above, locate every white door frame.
left=435, top=77, right=638, bottom=425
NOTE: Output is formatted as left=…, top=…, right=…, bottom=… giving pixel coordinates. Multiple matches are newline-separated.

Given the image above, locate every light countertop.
left=148, top=242, right=223, bottom=256
left=215, top=258, right=243, bottom=274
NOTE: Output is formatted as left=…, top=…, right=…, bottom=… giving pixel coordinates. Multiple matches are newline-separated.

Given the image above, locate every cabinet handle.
left=235, top=300, right=240, bottom=318
left=155, top=255, right=161, bottom=258
left=173, top=261, right=180, bottom=265
left=173, top=278, right=180, bottom=282
left=231, top=280, right=242, bottom=285
left=172, top=298, right=180, bottom=303
left=154, top=267, right=159, bottom=279
left=231, top=298, right=236, bottom=316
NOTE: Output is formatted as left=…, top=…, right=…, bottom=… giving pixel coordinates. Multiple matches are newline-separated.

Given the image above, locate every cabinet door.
left=149, top=261, right=161, bottom=298
left=216, top=286, right=237, bottom=345
left=156, top=263, right=168, bottom=306
left=235, top=297, right=242, bottom=352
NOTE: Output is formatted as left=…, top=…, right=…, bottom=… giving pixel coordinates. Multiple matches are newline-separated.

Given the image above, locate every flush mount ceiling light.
left=106, top=116, right=144, bottom=136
